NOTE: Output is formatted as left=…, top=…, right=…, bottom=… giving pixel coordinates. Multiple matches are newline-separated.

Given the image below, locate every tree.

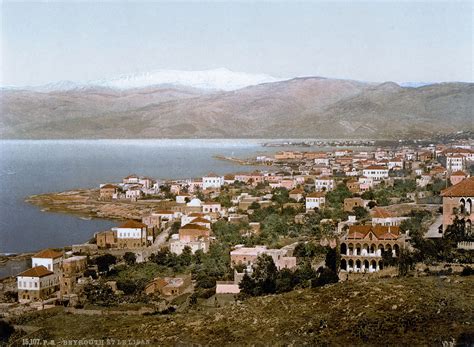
left=249, top=201, right=261, bottom=210
left=123, top=252, right=137, bottom=266
left=179, top=246, right=193, bottom=266
left=276, top=268, right=298, bottom=293
left=397, top=248, right=416, bottom=276
left=116, top=279, right=138, bottom=295
left=294, top=261, right=318, bottom=287
left=445, top=217, right=471, bottom=244
left=353, top=206, right=369, bottom=219
left=83, top=282, right=116, bottom=306
left=326, top=183, right=353, bottom=207
left=239, top=272, right=256, bottom=296
left=271, top=187, right=290, bottom=206
left=314, top=267, right=339, bottom=286
left=325, top=246, right=341, bottom=274
left=0, top=320, right=14, bottom=343
left=83, top=269, right=98, bottom=279
left=251, top=254, right=278, bottom=295
left=95, top=254, right=117, bottom=273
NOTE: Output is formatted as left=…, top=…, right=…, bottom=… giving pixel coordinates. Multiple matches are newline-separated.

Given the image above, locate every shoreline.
left=25, top=188, right=176, bottom=221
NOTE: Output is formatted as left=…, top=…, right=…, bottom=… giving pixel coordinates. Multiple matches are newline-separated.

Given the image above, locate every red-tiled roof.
left=364, top=165, right=388, bottom=170
left=118, top=220, right=147, bottom=229
left=180, top=223, right=210, bottom=231
left=451, top=171, right=467, bottom=177
left=347, top=225, right=400, bottom=240
left=190, top=217, right=211, bottom=224
left=441, top=177, right=474, bottom=197
left=18, top=266, right=54, bottom=278
left=33, top=249, right=63, bottom=259
left=307, top=192, right=326, bottom=198
left=101, top=184, right=118, bottom=189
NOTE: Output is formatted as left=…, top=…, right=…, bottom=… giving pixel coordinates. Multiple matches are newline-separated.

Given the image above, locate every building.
left=371, top=207, right=408, bottom=226
left=112, top=220, right=148, bottom=249
left=96, top=230, right=117, bottom=249
left=289, top=188, right=305, bottom=202
left=99, top=184, right=119, bottom=201
left=315, top=177, right=334, bottom=192
left=305, top=192, right=326, bottom=211
left=202, top=173, right=224, bottom=190
left=343, top=197, right=367, bottom=213
left=230, top=245, right=296, bottom=270
left=450, top=171, right=468, bottom=186
left=340, top=225, right=405, bottom=273
left=60, top=256, right=87, bottom=296
left=145, top=275, right=192, bottom=297
left=123, top=174, right=139, bottom=184
left=176, top=193, right=191, bottom=204
left=202, top=201, right=222, bottom=214
left=170, top=224, right=211, bottom=255
left=440, top=177, right=474, bottom=232
left=362, top=166, right=389, bottom=181
left=346, top=179, right=361, bottom=194
left=32, top=249, right=63, bottom=272
left=17, top=266, right=59, bottom=303
left=446, top=155, right=465, bottom=172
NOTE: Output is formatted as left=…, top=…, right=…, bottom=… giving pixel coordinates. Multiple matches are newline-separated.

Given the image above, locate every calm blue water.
left=0, top=139, right=282, bottom=255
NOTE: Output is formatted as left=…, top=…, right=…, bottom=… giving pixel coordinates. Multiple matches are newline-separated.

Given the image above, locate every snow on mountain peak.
left=91, top=68, right=285, bottom=91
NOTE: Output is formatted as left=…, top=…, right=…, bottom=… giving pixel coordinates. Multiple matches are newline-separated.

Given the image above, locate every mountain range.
left=1, top=69, right=472, bottom=139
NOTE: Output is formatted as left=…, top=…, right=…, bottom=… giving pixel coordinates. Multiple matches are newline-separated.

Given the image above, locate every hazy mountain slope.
left=0, top=86, right=210, bottom=138
left=0, top=78, right=472, bottom=139
left=292, top=82, right=474, bottom=138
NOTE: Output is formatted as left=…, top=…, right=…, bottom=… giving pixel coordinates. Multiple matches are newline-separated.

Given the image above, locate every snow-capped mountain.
left=3, top=68, right=286, bottom=92
left=91, top=68, right=285, bottom=91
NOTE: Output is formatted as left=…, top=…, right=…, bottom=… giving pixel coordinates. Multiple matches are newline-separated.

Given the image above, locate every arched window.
left=467, top=199, right=472, bottom=215
left=341, top=259, right=347, bottom=271
left=340, top=243, right=347, bottom=255
left=460, top=198, right=466, bottom=214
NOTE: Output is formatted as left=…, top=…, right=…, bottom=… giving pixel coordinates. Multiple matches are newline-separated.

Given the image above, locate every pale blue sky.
left=1, top=1, right=472, bottom=86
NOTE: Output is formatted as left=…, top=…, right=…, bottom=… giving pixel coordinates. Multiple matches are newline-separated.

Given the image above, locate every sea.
left=0, top=139, right=368, bottom=277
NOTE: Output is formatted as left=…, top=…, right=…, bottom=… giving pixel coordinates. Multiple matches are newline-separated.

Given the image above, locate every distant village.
left=1, top=140, right=473, bottom=317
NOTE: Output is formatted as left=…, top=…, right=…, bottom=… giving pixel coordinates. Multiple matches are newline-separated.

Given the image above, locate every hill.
left=7, top=276, right=474, bottom=345
left=1, top=78, right=472, bottom=139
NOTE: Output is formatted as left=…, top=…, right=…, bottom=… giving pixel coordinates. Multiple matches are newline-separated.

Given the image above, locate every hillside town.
left=1, top=140, right=473, bottom=330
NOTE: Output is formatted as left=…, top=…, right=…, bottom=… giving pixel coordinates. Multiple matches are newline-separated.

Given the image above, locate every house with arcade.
left=340, top=225, right=406, bottom=273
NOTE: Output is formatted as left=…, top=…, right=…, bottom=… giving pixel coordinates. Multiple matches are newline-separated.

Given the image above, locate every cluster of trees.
left=239, top=248, right=340, bottom=297
left=400, top=211, right=473, bottom=266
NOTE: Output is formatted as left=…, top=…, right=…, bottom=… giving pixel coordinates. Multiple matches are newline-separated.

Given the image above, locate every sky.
left=1, top=1, right=472, bottom=86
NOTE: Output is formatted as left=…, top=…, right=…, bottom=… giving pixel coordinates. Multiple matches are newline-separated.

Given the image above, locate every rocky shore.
left=25, top=189, right=176, bottom=221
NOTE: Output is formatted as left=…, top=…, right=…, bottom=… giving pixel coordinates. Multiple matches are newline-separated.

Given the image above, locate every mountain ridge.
left=1, top=76, right=472, bottom=139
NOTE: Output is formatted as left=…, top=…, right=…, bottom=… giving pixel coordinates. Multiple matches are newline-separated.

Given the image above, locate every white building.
left=31, top=249, right=63, bottom=273
left=305, top=192, right=326, bottom=210
left=446, top=155, right=465, bottom=172
left=17, top=266, right=59, bottom=303
left=315, top=177, right=334, bottom=192
left=202, top=173, right=224, bottom=190
left=202, top=201, right=222, bottom=213
left=176, top=193, right=191, bottom=204
left=362, top=166, right=389, bottom=181
left=112, top=220, right=148, bottom=248
left=170, top=240, right=209, bottom=255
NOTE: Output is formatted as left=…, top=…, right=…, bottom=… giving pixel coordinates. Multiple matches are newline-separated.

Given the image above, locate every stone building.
left=60, top=256, right=87, bottom=296
left=441, top=177, right=474, bottom=233
left=99, top=184, right=118, bottom=201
